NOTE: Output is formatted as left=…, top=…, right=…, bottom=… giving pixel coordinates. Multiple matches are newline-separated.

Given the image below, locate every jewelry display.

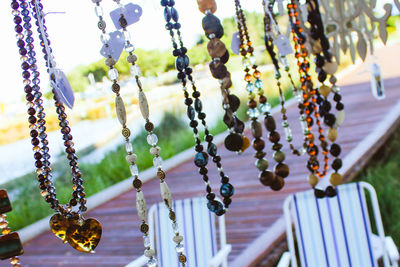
left=233, top=0, right=288, bottom=191
left=90, top=0, right=187, bottom=265
left=0, top=190, right=23, bottom=266
left=11, top=0, right=102, bottom=253
left=159, top=0, right=235, bottom=214
left=196, top=0, right=249, bottom=154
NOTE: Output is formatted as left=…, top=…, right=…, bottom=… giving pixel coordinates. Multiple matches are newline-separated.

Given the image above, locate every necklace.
left=160, top=0, right=234, bottom=215
left=197, top=0, right=249, bottom=154
left=11, top=0, right=102, bottom=253
left=233, top=0, right=289, bottom=191
left=0, top=190, right=23, bottom=265
left=91, top=0, right=187, bottom=265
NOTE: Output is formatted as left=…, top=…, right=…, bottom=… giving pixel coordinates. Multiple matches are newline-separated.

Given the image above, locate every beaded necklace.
left=233, top=0, right=289, bottom=191
left=91, top=0, right=187, bottom=265
left=11, top=0, right=102, bottom=252
left=262, top=0, right=306, bottom=157
left=159, top=0, right=234, bottom=215
left=196, top=0, right=249, bottom=154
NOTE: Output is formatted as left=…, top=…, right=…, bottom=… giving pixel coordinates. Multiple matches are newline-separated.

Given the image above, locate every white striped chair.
left=278, top=182, right=399, bottom=267
left=126, top=197, right=232, bottom=267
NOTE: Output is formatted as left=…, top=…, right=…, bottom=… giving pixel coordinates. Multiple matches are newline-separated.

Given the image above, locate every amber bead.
left=259, top=170, right=274, bottom=186
left=272, top=143, right=283, bottom=151
left=330, top=172, right=342, bottom=186
left=241, top=136, right=250, bottom=151
left=0, top=232, right=23, bottom=260
left=207, top=38, right=227, bottom=58
left=270, top=176, right=285, bottom=191
left=269, top=132, right=281, bottom=143
left=209, top=61, right=227, bottom=79
left=145, top=122, right=154, bottom=132
left=274, top=163, right=289, bottom=178
left=251, top=121, right=262, bottom=138
left=252, top=138, right=265, bottom=151
left=327, top=128, right=337, bottom=142
left=197, top=0, right=217, bottom=14
left=66, top=218, right=102, bottom=253
left=264, top=116, right=276, bottom=131
left=308, top=174, right=319, bottom=187
left=224, top=133, right=243, bottom=152
left=0, top=190, right=12, bottom=214
left=49, top=214, right=72, bottom=243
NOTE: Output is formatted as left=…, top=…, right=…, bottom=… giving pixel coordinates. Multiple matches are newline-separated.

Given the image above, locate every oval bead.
left=328, top=128, right=338, bottom=142
left=136, top=191, right=147, bottom=221
left=170, top=7, right=179, bottom=22
left=197, top=0, right=217, bottom=14
left=202, top=13, right=224, bottom=39
left=207, top=38, right=227, bottom=58
left=194, top=152, right=208, bottom=167
left=308, top=174, right=319, bottom=187
left=319, top=85, right=331, bottom=98
left=164, top=7, right=172, bottom=21
left=330, top=172, right=343, bottom=186
left=115, top=95, right=127, bottom=125
left=187, top=106, right=195, bottom=120
left=138, top=91, right=149, bottom=120
left=251, top=120, right=262, bottom=138
left=194, top=99, right=202, bottom=112
left=335, top=110, right=345, bottom=127
left=209, top=61, right=227, bottom=79
left=160, top=182, right=172, bottom=207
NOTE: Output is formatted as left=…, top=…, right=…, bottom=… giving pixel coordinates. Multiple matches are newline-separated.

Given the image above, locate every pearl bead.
left=173, top=235, right=183, bottom=243
left=126, top=154, right=137, bottom=164
left=150, top=146, right=161, bottom=155
left=144, top=249, right=155, bottom=257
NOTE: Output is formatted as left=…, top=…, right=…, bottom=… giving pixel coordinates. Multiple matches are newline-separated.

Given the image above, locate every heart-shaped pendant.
left=66, top=218, right=102, bottom=253
left=49, top=214, right=71, bottom=243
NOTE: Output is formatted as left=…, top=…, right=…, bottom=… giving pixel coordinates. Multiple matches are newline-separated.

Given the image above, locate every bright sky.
left=0, top=0, right=396, bottom=103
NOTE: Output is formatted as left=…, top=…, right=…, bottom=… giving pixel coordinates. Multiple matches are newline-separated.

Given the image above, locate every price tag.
left=231, top=32, right=241, bottom=55
left=100, top=31, right=125, bottom=61
left=110, top=3, right=143, bottom=30
left=275, top=35, right=293, bottom=56
left=52, top=69, right=75, bottom=109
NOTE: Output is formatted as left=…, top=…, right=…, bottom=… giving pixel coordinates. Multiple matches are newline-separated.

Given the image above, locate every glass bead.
left=220, top=183, right=234, bottom=197
left=194, top=152, right=208, bottom=167
left=123, top=31, right=131, bottom=42
left=254, top=79, right=263, bottom=89
left=125, top=142, right=133, bottom=153
left=130, top=164, right=139, bottom=176
left=249, top=56, right=256, bottom=65
left=153, top=157, right=163, bottom=168
left=130, top=65, right=141, bottom=76
left=242, top=57, right=251, bottom=68
left=16, top=33, right=24, bottom=40
left=207, top=200, right=224, bottom=214
left=247, top=108, right=260, bottom=118
left=108, top=69, right=119, bottom=80
left=125, top=43, right=135, bottom=53
left=172, top=222, right=179, bottom=234
left=246, top=82, right=255, bottom=93
left=147, top=258, right=157, bottom=267
left=175, top=243, right=185, bottom=253
left=95, top=6, right=103, bottom=17
left=143, top=235, right=150, bottom=247
left=147, top=134, right=158, bottom=146
left=100, top=33, right=110, bottom=44
left=331, top=85, right=340, bottom=93
left=282, top=121, right=289, bottom=127
left=259, top=103, right=271, bottom=113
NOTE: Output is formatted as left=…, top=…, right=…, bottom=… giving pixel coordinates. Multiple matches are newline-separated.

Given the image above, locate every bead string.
left=234, top=0, right=289, bottom=190
left=111, top=0, right=187, bottom=264
left=0, top=214, right=21, bottom=267
left=160, top=0, right=234, bottom=215
left=197, top=1, right=247, bottom=154
left=90, top=1, right=162, bottom=265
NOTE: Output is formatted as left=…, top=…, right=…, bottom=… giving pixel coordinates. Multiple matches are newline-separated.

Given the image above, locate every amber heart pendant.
left=66, top=218, right=102, bottom=253
left=49, top=214, right=71, bottom=243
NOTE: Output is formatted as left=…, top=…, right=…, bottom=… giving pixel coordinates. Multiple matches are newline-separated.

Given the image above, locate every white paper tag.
left=275, top=35, right=293, bottom=56
left=100, top=31, right=125, bottom=61
left=52, top=69, right=75, bottom=109
left=110, top=3, right=143, bottom=30
left=231, top=32, right=241, bottom=55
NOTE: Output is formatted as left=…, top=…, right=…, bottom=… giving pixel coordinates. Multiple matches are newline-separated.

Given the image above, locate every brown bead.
left=228, top=94, right=240, bottom=112
left=274, top=163, right=289, bottom=178
left=270, top=176, right=285, bottom=191
left=209, top=61, right=227, bottom=79
left=224, top=133, right=243, bottom=152
left=251, top=120, right=262, bottom=138
left=179, top=254, right=187, bottom=263
left=330, top=172, right=342, bottom=186
left=241, top=136, right=251, bottom=151
left=259, top=95, right=267, bottom=104
left=145, top=122, right=154, bottom=132
left=112, top=83, right=120, bottom=93
left=122, top=128, right=131, bottom=138
left=169, top=211, right=176, bottom=221
left=157, top=170, right=166, bottom=180
left=328, top=128, right=338, bottom=142
left=140, top=223, right=149, bottom=233
left=264, top=116, right=276, bottom=131
left=65, top=218, right=102, bottom=253
left=272, top=143, right=283, bottom=151
left=269, top=131, right=281, bottom=143
left=132, top=179, right=142, bottom=189
left=197, top=0, right=217, bottom=14
left=0, top=232, right=24, bottom=260
left=221, top=74, right=232, bottom=89
left=0, top=190, right=12, bottom=214
left=252, top=138, right=265, bottom=151
left=248, top=99, right=257, bottom=109
left=259, top=170, right=275, bottom=186
left=207, top=38, right=227, bottom=58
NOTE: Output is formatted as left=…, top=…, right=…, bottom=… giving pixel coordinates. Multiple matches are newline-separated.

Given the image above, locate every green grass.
left=356, top=126, right=400, bottom=249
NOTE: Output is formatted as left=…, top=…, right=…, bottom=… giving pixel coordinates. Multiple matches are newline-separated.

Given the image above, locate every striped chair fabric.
left=153, top=197, right=218, bottom=267
left=292, top=182, right=377, bottom=267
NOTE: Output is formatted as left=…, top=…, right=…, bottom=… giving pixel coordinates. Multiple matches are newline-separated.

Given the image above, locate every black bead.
left=314, top=188, right=325, bottom=198
left=224, top=133, right=243, bottom=152
left=325, top=186, right=337, bottom=197
left=206, top=193, right=215, bottom=200
left=336, top=102, right=344, bottom=111
left=332, top=158, right=342, bottom=171
left=318, top=70, right=327, bottom=83
left=333, top=93, right=341, bottom=102
left=323, top=113, right=336, bottom=127
left=198, top=112, right=206, bottom=120
left=192, top=91, right=200, bottom=98
left=330, top=143, right=341, bottom=157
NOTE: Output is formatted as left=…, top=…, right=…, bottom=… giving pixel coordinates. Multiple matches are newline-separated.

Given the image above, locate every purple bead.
left=14, top=16, right=22, bottom=25
left=22, top=71, right=31, bottom=79
left=17, top=39, right=25, bottom=48
left=11, top=1, right=19, bottom=10
left=19, top=47, right=27, bottom=55
left=15, top=24, right=23, bottom=33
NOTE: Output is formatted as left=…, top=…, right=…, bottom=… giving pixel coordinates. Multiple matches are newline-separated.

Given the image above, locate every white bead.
left=172, top=222, right=179, bottom=234
left=335, top=110, right=345, bottom=127
left=130, top=65, right=141, bottom=76
left=153, top=157, right=163, bottom=168
left=147, top=258, right=157, bottom=267
left=115, top=96, right=127, bottom=125
left=136, top=191, right=147, bottom=221
left=150, top=146, right=161, bottom=155
left=108, top=68, right=119, bottom=80
left=175, top=243, right=184, bottom=253
left=323, top=61, right=338, bottom=75
left=144, top=249, right=155, bottom=258
left=94, top=5, right=103, bottom=17
left=173, top=235, right=183, bottom=243
left=130, top=164, right=139, bottom=176
left=126, top=154, right=137, bottom=164
left=160, top=182, right=172, bottom=207
left=125, top=142, right=133, bottom=153
left=125, top=43, right=135, bottom=53
left=147, top=134, right=158, bottom=146
left=123, top=31, right=131, bottom=42
left=100, top=33, right=110, bottom=44
left=143, top=235, right=150, bottom=247
left=139, top=91, right=149, bottom=120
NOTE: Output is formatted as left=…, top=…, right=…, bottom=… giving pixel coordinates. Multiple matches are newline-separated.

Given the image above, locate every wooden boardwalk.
left=8, top=43, right=400, bottom=267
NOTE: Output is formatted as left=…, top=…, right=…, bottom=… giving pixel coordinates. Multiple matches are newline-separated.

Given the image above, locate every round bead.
left=220, top=183, right=234, bottom=197
left=105, top=57, right=116, bottom=67
left=202, top=13, right=223, bottom=39
left=224, top=133, right=243, bottom=152
left=252, top=138, right=265, bottom=151
left=314, top=188, right=326, bottom=198
left=108, top=68, right=119, bottom=80
left=259, top=170, right=274, bottom=186
left=325, top=186, right=337, bottom=197
left=197, top=0, right=217, bottom=14
left=144, top=249, right=155, bottom=257
left=126, top=154, right=137, bottom=164
left=273, top=151, right=286, bottom=163
left=207, top=38, right=227, bottom=58
left=147, top=258, right=157, bottom=267
left=323, top=61, right=338, bottom=75
left=270, top=176, right=285, bottom=191
left=327, top=128, right=338, bottom=142
left=308, top=174, right=319, bottom=187
left=319, top=85, right=331, bottom=98
left=127, top=54, right=137, bottom=63
left=150, top=146, right=161, bottom=155
left=194, top=152, right=208, bottom=167
left=274, top=163, right=289, bottom=178
left=330, top=172, right=342, bottom=186
left=209, top=61, right=227, bottom=79
left=133, top=179, right=142, bottom=189
left=147, top=134, right=158, bottom=146
left=256, top=159, right=269, bottom=171
left=228, top=94, right=240, bottom=112
left=330, top=143, right=341, bottom=157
